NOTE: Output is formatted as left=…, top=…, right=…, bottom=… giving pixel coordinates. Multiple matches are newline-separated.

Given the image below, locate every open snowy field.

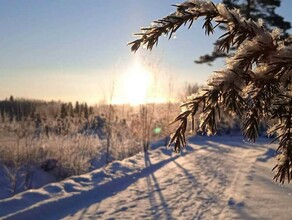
left=1, top=135, right=292, bottom=220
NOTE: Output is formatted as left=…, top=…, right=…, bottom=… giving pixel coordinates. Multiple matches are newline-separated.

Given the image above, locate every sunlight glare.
left=122, top=62, right=152, bottom=105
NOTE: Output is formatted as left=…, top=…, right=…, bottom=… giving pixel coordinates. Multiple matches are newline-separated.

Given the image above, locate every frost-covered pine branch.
left=129, top=0, right=292, bottom=184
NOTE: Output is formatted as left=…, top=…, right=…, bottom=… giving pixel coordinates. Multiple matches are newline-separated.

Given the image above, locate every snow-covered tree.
left=195, top=0, right=291, bottom=65
left=129, top=0, right=292, bottom=183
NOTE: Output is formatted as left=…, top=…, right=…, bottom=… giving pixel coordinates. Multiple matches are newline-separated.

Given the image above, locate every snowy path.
left=1, top=136, right=292, bottom=219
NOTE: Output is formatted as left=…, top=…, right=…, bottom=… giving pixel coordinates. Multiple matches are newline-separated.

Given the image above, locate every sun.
left=121, top=61, right=152, bottom=105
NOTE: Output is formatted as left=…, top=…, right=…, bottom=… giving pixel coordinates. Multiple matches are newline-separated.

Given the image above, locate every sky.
left=0, top=0, right=291, bottom=105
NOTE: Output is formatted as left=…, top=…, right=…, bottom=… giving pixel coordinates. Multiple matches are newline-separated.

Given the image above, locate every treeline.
left=60, top=101, right=93, bottom=119
left=0, top=95, right=94, bottom=122
left=0, top=96, right=41, bottom=122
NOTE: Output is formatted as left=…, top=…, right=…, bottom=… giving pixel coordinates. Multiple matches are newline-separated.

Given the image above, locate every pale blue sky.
left=0, top=0, right=291, bottom=104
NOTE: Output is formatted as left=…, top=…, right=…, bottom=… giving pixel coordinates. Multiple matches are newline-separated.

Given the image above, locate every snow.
left=0, top=166, right=57, bottom=200
left=1, top=135, right=292, bottom=220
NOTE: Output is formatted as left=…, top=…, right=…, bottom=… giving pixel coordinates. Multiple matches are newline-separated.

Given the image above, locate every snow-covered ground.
left=1, top=135, right=292, bottom=220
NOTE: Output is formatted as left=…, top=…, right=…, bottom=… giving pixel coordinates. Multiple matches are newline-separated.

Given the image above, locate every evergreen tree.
left=8, top=95, right=14, bottom=122
left=68, top=102, right=74, bottom=117
left=60, top=103, right=68, bottom=119
left=89, top=106, right=94, bottom=115
left=74, top=101, right=80, bottom=114
left=9, top=95, right=14, bottom=102
left=0, top=104, right=4, bottom=122
left=84, top=103, right=89, bottom=120
left=79, top=104, right=84, bottom=117
left=16, top=102, right=23, bottom=121
left=129, top=0, right=292, bottom=183
left=195, top=0, right=291, bottom=65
